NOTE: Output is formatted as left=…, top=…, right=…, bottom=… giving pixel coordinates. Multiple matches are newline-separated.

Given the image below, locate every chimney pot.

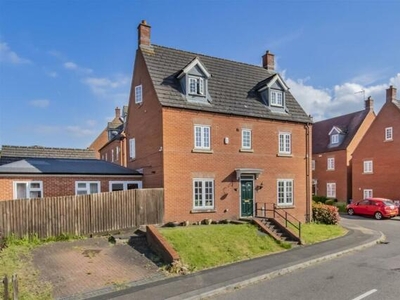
left=262, top=50, right=275, bottom=71
left=115, top=107, right=121, bottom=118
left=138, top=20, right=151, bottom=47
left=386, top=85, right=397, bottom=103
left=365, top=96, right=374, bottom=111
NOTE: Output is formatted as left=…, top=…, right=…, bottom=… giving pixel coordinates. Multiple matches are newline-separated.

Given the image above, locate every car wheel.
left=348, top=208, right=354, bottom=216
left=374, top=211, right=383, bottom=220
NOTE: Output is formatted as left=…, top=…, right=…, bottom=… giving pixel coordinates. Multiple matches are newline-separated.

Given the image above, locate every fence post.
left=3, top=274, right=9, bottom=300
left=12, top=274, right=18, bottom=300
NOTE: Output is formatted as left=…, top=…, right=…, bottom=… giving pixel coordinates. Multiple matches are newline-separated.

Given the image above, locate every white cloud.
left=63, top=61, right=92, bottom=74
left=82, top=75, right=130, bottom=98
left=46, top=71, right=58, bottom=78
left=29, top=99, right=50, bottom=108
left=286, top=73, right=400, bottom=121
left=0, top=42, right=31, bottom=64
left=66, top=126, right=97, bottom=138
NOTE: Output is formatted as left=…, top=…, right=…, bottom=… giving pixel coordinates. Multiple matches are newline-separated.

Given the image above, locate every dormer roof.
left=177, top=57, right=211, bottom=79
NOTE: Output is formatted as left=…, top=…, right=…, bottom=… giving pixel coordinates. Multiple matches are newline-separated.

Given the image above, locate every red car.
left=347, top=198, right=398, bottom=220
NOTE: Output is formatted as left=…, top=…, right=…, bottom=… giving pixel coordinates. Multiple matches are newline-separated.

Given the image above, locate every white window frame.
left=129, top=138, right=136, bottom=159
left=109, top=181, right=143, bottom=191
left=277, top=179, right=293, bottom=206
left=194, top=125, right=211, bottom=150
left=278, top=132, right=291, bottom=154
left=327, top=157, right=335, bottom=170
left=331, top=134, right=339, bottom=144
left=111, top=149, right=115, bottom=162
left=327, top=183, right=336, bottom=198
left=193, top=178, right=214, bottom=209
left=75, top=181, right=101, bottom=195
left=241, top=129, right=252, bottom=150
left=189, top=76, right=204, bottom=95
left=271, top=90, right=283, bottom=106
left=385, top=127, right=393, bottom=141
left=312, top=160, right=315, bottom=171
left=116, top=146, right=120, bottom=161
left=135, top=84, right=143, bottom=104
left=105, top=152, right=108, bottom=161
left=363, top=160, right=373, bottom=173
left=13, top=181, right=43, bottom=200
left=363, top=189, right=373, bottom=198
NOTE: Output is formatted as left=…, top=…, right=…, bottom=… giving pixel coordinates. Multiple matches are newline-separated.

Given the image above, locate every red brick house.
left=352, top=86, right=400, bottom=202
left=312, top=99, right=375, bottom=202
left=124, top=20, right=313, bottom=223
left=0, top=145, right=142, bottom=201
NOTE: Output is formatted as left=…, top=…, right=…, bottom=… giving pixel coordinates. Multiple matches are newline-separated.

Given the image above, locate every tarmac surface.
left=83, top=218, right=384, bottom=300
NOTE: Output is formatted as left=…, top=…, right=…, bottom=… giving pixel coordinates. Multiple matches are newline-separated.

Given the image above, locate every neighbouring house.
left=0, top=145, right=142, bottom=201
left=124, top=20, right=313, bottom=223
left=312, top=98, right=375, bottom=202
left=89, top=106, right=128, bottom=165
left=352, top=86, right=400, bottom=202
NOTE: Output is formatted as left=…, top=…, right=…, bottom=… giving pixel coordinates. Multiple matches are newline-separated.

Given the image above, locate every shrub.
left=312, top=195, right=328, bottom=203
left=335, top=202, right=347, bottom=213
left=325, top=199, right=335, bottom=206
left=312, top=202, right=340, bottom=225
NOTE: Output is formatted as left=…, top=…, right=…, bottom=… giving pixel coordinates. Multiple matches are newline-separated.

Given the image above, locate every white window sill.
left=384, top=139, right=393, bottom=142
left=190, top=209, right=216, bottom=214
left=276, top=205, right=295, bottom=209
left=192, top=149, right=214, bottom=154
left=363, top=172, right=373, bottom=175
left=326, top=169, right=335, bottom=171
left=277, top=153, right=293, bottom=157
left=239, top=149, right=254, bottom=153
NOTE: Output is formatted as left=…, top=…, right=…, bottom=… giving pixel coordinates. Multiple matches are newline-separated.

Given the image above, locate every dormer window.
left=189, top=77, right=204, bottom=95
left=271, top=90, right=283, bottom=106
left=331, top=134, right=339, bottom=144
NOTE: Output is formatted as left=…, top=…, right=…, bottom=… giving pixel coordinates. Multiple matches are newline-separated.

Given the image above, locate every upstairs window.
left=312, top=160, right=316, bottom=171
left=279, top=132, right=291, bottom=154
left=241, top=129, right=252, bottom=150
left=363, top=160, right=373, bottom=173
left=111, top=149, right=115, bottom=162
left=13, top=181, right=43, bottom=200
left=385, top=127, right=393, bottom=141
left=327, top=157, right=335, bottom=170
left=129, top=138, right=136, bottom=159
left=194, top=125, right=211, bottom=150
left=331, top=134, right=339, bottom=144
left=189, top=77, right=204, bottom=95
left=116, top=146, right=120, bottom=161
left=271, top=90, right=283, bottom=106
left=135, top=85, right=143, bottom=104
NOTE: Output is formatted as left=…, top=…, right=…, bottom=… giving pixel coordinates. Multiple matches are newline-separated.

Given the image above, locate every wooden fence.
left=0, top=188, right=164, bottom=238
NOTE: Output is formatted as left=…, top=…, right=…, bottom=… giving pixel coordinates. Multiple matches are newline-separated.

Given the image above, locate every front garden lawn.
left=159, top=222, right=347, bottom=271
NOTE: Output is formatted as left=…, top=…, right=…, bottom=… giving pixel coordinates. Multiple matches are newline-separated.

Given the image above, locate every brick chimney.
left=365, top=96, right=374, bottom=111
left=115, top=107, right=121, bottom=118
left=262, top=50, right=275, bottom=71
left=386, top=85, right=397, bottom=103
left=138, top=20, right=151, bottom=47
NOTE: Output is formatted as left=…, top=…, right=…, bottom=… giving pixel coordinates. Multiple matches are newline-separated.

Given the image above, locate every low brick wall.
left=146, top=225, right=180, bottom=264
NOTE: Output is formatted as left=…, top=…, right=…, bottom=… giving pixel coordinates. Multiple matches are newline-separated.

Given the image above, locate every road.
left=212, top=215, right=400, bottom=300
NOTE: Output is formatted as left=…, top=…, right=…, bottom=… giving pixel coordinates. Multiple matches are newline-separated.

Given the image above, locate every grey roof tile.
left=1, top=145, right=96, bottom=159
left=141, top=45, right=311, bottom=124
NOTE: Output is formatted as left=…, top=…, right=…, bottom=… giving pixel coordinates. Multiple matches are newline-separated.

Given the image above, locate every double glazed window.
left=327, top=157, right=335, bottom=170
left=330, top=134, right=339, bottom=144
left=129, top=138, right=136, bottom=159
left=277, top=179, right=293, bottom=206
left=13, top=181, right=43, bottom=200
left=189, top=77, right=204, bottom=95
left=271, top=90, right=283, bottom=106
left=193, top=179, right=214, bottom=209
left=363, top=189, right=373, bottom=198
left=194, top=125, right=210, bottom=150
left=75, top=181, right=100, bottom=195
left=109, top=181, right=142, bottom=191
left=385, top=127, right=393, bottom=141
left=241, top=129, right=252, bottom=149
left=135, top=85, right=143, bottom=104
left=279, top=132, right=291, bottom=154
left=327, top=183, right=336, bottom=198
left=363, top=160, right=373, bottom=173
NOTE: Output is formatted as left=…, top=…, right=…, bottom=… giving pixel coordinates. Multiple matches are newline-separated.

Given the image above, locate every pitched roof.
left=140, top=45, right=311, bottom=124
left=0, top=157, right=141, bottom=175
left=1, top=145, right=96, bottom=159
left=312, top=110, right=370, bottom=154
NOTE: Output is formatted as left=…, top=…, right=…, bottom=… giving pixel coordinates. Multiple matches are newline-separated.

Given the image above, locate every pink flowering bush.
left=312, top=202, right=340, bottom=225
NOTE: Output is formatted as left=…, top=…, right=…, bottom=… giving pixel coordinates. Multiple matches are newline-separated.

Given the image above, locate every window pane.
left=16, top=183, right=27, bottom=199
left=203, top=127, right=210, bottom=148
left=30, top=182, right=40, bottom=189
left=77, top=190, right=87, bottom=195
left=127, top=183, right=139, bottom=190
left=111, top=183, right=124, bottom=191
left=30, top=191, right=41, bottom=198
left=189, top=78, right=196, bottom=94
left=89, top=183, right=98, bottom=194
left=78, top=183, right=86, bottom=188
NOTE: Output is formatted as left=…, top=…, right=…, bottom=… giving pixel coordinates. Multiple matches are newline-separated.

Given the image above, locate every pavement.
left=85, top=218, right=385, bottom=300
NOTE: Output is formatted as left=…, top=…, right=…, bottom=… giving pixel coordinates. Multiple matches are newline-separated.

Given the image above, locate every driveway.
left=32, top=232, right=166, bottom=299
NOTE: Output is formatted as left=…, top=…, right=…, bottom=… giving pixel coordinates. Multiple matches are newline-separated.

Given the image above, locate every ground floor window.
left=193, top=178, right=214, bottom=209
left=13, top=181, right=43, bottom=199
left=277, top=179, right=293, bottom=206
left=327, top=183, right=336, bottom=198
left=75, top=181, right=100, bottom=195
left=363, top=189, right=373, bottom=198
left=109, top=181, right=142, bottom=191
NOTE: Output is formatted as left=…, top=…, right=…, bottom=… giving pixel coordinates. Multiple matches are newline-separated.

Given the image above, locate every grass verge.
left=301, top=223, right=347, bottom=244
left=159, top=223, right=290, bottom=271
left=0, top=234, right=83, bottom=300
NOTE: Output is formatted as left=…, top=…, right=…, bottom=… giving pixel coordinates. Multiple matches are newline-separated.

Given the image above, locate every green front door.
left=241, top=179, right=254, bottom=217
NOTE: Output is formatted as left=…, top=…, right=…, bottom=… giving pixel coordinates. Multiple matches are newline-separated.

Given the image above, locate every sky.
left=0, top=0, right=399, bottom=149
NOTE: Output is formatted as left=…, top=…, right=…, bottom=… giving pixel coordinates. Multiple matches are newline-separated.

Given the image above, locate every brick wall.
left=100, top=139, right=126, bottom=167
left=0, top=176, right=141, bottom=201
left=88, top=129, right=108, bottom=158
left=352, top=102, right=400, bottom=202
